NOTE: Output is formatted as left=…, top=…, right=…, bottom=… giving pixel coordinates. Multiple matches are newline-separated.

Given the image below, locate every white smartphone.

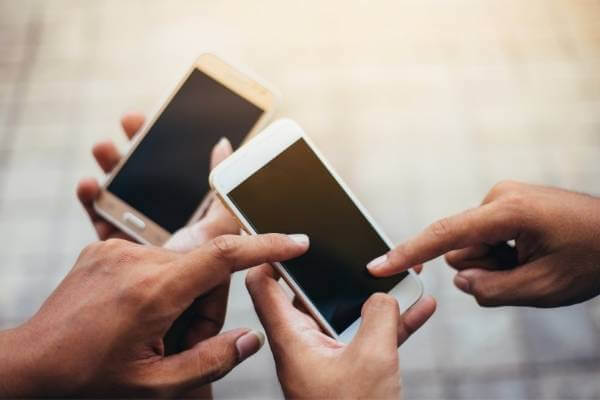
left=94, top=53, right=276, bottom=245
left=210, top=119, right=423, bottom=342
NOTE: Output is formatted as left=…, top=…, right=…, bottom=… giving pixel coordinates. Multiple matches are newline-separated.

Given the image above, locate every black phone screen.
left=108, top=69, right=264, bottom=233
left=228, top=138, right=408, bottom=334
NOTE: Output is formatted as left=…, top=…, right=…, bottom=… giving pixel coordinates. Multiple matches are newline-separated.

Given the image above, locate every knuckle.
left=429, top=217, right=453, bottom=239
left=444, top=252, right=457, bottom=266
left=489, top=180, right=521, bottom=197
left=387, top=244, right=406, bottom=265
left=261, top=234, right=288, bottom=258
left=78, top=241, right=102, bottom=262
left=210, top=235, right=239, bottom=262
left=501, top=192, right=527, bottom=210
left=497, top=194, right=528, bottom=226
left=471, top=284, right=497, bottom=307
left=77, top=241, right=117, bottom=273
left=103, top=237, right=127, bottom=251
left=99, top=238, right=134, bottom=260
left=267, top=233, right=286, bottom=248
left=107, top=242, right=144, bottom=270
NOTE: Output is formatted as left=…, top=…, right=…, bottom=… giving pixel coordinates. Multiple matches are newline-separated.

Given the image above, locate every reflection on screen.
left=229, top=139, right=407, bottom=334
left=108, top=69, right=264, bottom=233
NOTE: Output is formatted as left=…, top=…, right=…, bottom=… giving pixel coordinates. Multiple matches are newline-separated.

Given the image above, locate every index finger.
left=368, top=202, right=523, bottom=277
left=171, top=233, right=309, bottom=303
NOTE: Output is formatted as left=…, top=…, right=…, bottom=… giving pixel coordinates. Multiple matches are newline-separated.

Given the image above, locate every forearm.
left=0, top=325, right=40, bottom=397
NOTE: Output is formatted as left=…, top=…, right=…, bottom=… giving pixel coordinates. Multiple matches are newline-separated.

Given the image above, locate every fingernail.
left=288, top=234, right=309, bottom=246
left=367, top=254, right=388, bottom=272
left=216, top=137, right=232, bottom=151
left=454, top=275, right=471, bottom=294
left=236, top=330, right=265, bottom=361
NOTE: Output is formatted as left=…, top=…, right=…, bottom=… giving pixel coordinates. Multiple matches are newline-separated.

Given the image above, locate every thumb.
left=210, top=137, right=233, bottom=170
left=163, top=137, right=235, bottom=253
left=350, top=293, right=399, bottom=352
left=158, top=328, right=265, bottom=394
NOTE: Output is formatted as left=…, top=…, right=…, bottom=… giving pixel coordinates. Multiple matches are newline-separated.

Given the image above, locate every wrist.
left=0, top=323, right=43, bottom=397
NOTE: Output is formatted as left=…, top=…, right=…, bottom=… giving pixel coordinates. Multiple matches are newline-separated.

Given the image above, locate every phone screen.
left=108, top=69, right=264, bottom=233
left=228, top=138, right=408, bottom=334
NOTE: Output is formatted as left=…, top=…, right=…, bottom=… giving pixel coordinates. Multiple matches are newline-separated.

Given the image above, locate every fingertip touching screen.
left=108, top=69, right=264, bottom=233
left=228, top=139, right=408, bottom=334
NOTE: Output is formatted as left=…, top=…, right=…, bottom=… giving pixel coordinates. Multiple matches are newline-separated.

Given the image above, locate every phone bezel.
left=209, top=118, right=423, bottom=342
left=94, top=53, right=276, bottom=245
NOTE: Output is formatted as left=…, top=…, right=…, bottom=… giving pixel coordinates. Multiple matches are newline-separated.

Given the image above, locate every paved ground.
left=1, top=1, right=600, bottom=398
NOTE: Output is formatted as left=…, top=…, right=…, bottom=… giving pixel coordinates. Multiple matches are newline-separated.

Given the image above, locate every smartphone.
left=210, top=119, right=423, bottom=342
left=94, top=53, right=276, bottom=245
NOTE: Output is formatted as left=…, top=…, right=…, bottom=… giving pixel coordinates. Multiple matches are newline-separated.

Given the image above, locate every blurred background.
left=1, top=0, right=600, bottom=398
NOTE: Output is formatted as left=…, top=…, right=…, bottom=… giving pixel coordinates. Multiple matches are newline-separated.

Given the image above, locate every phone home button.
left=123, top=212, right=146, bottom=230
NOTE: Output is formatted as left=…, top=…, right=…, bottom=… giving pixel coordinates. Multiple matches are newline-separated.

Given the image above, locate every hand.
left=77, top=112, right=145, bottom=241
left=76, top=113, right=242, bottom=397
left=245, top=264, right=436, bottom=399
left=367, top=181, right=600, bottom=307
left=0, top=234, right=309, bottom=397
left=77, top=112, right=238, bottom=340
left=76, top=112, right=239, bottom=250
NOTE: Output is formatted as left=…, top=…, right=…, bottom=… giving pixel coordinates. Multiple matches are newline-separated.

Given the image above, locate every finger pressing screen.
left=170, top=233, right=309, bottom=304
left=367, top=202, right=523, bottom=277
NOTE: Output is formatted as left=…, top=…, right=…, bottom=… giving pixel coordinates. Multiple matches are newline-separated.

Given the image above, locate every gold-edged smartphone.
left=94, top=53, right=276, bottom=245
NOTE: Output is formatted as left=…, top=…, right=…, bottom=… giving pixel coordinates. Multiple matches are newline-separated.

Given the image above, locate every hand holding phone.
left=94, top=54, right=276, bottom=245
left=246, top=264, right=436, bottom=399
left=78, top=113, right=241, bottom=386
left=78, top=112, right=239, bottom=252
left=77, top=113, right=146, bottom=241
left=0, top=233, right=308, bottom=397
